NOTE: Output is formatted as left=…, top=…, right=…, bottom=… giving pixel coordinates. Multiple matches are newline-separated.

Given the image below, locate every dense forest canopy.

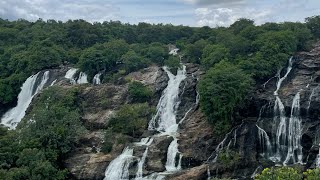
left=0, top=15, right=320, bottom=179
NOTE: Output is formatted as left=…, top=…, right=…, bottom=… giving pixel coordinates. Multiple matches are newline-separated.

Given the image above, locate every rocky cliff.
left=22, top=43, right=320, bottom=180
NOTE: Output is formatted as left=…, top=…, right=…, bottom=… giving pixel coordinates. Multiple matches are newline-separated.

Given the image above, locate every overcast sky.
left=0, top=0, right=319, bottom=27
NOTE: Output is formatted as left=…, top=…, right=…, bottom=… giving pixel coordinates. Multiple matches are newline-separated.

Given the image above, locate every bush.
left=101, top=129, right=114, bottom=153
left=164, top=56, right=181, bottom=74
left=217, top=149, right=240, bottom=168
left=303, top=168, right=320, bottom=180
left=108, top=103, right=154, bottom=137
left=199, top=61, right=253, bottom=134
left=255, top=167, right=302, bottom=180
left=128, top=81, right=152, bottom=103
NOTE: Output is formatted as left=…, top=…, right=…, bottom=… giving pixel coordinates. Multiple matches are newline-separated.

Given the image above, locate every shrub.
left=128, top=81, right=152, bottom=103
left=217, top=149, right=240, bottom=169
left=108, top=103, right=154, bottom=137
left=255, top=167, right=302, bottom=180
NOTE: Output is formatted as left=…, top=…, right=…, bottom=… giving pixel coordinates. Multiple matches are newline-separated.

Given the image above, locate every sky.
left=0, top=0, right=319, bottom=27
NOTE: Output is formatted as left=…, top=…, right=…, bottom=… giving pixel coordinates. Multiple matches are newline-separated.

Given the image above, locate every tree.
left=230, top=18, right=255, bottom=34
left=146, top=43, right=168, bottom=65
left=198, top=61, right=253, bottom=134
left=128, top=81, right=152, bottom=103
left=121, top=50, right=149, bottom=73
left=201, top=44, right=230, bottom=69
left=306, top=15, right=320, bottom=38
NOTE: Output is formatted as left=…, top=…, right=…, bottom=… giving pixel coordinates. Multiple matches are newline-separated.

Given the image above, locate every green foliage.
left=0, top=86, right=84, bottom=180
left=146, top=43, right=168, bottom=65
left=306, top=15, right=320, bottom=38
left=164, top=56, right=181, bottom=71
left=109, top=103, right=154, bottom=137
left=303, top=168, right=320, bottom=180
left=217, top=149, right=240, bottom=168
left=201, top=44, right=230, bottom=69
left=121, top=50, right=150, bottom=73
left=128, top=81, right=153, bottom=103
left=101, top=129, right=114, bottom=153
left=199, top=61, right=253, bottom=134
left=255, top=167, right=302, bottom=180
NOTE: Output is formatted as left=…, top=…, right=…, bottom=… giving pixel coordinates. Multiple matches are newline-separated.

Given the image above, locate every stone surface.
left=146, top=135, right=173, bottom=172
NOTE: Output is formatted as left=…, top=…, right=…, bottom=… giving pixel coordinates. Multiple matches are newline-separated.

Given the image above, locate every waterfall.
left=135, top=138, right=154, bottom=180
left=274, top=57, right=293, bottom=96
left=77, top=72, right=89, bottom=84
left=148, top=66, right=186, bottom=133
left=65, top=68, right=78, bottom=84
left=104, top=147, right=134, bottom=180
left=1, top=71, right=50, bottom=129
left=256, top=125, right=272, bottom=158
left=273, top=96, right=287, bottom=162
left=207, top=165, right=211, bottom=180
left=317, top=146, right=320, bottom=168
left=308, top=86, right=318, bottom=110
left=148, top=65, right=187, bottom=172
left=283, top=92, right=303, bottom=165
left=270, top=57, right=295, bottom=163
left=104, top=65, right=189, bottom=179
left=264, top=57, right=303, bottom=165
left=93, top=73, right=102, bottom=85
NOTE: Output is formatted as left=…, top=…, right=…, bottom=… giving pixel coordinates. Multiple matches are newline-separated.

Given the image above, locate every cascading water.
left=135, top=138, right=154, bottom=180
left=1, top=71, right=50, bottom=129
left=104, top=147, right=134, bottom=180
left=270, top=57, right=294, bottom=163
left=148, top=65, right=187, bottom=172
left=77, top=72, right=89, bottom=84
left=104, top=65, right=189, bottom=179
left=257, top=125, right=272, bottom=158
left=65, top=68, right=78, bottom=84
left=258, top=57, right=304, bottom=165
left=283, top=92, right=303, bottom=165
left=93, top=73, right=102, bottom=85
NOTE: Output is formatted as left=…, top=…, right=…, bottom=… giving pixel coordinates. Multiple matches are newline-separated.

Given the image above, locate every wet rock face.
left=145, top=136, right=173, bottom=172
left=254, top=45, right=320, bottom=168
left=61, top=65, right=170, bottom=180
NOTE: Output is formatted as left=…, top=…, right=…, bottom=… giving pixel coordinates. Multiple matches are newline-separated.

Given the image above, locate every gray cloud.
left=180, top=0, right=246, bottom=6
left=0, top=0, right=120, bottom=22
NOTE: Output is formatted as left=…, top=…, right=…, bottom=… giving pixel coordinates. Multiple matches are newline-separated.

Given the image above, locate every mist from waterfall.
left=1, top=71, right=50, bottom=129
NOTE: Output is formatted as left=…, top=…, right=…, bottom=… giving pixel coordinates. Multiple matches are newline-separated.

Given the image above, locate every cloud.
left=195, top=7, right=272, bottom=27
left=0, top=0, right=120, bottom=22
left=180, top=0, right=246, bottom=6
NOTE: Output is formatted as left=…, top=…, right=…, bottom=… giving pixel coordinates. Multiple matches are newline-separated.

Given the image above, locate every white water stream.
left=93, top=73, right=102, bottom=85
left=104, top=65, right=188, bottom=179
left=1, top=71, right=50, bottom=129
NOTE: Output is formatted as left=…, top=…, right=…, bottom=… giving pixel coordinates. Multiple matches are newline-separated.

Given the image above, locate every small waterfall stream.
left=104, top=147, right=134, bottom=180
left=93, top=73, right=102, bottom=85
left=77, top=72, right=89, bottom=84
left=65, top=68, right=88, bottom=84
left=65, top=68, right=78, bottom=84
left=283, top=92, right=303, bottom=164
left=1, top=71, right=50, bottom=129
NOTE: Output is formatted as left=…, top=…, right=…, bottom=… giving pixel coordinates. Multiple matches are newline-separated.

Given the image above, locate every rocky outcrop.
left=167, top=44, right=320, bottom=179
left=146, top=136, right=173, bottom=172
left=56, top=65, right=169, bottom=179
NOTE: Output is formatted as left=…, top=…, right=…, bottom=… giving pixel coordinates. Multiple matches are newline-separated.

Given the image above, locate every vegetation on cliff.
left=0, top=86, right=85, bottom=179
